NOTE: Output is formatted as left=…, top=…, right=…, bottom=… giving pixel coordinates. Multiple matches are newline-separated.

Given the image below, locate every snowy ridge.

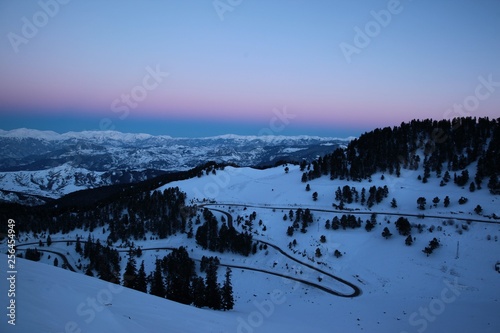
left=0, top=128, right=350, bottom=201
left=0, top=128, right=353, bottom=143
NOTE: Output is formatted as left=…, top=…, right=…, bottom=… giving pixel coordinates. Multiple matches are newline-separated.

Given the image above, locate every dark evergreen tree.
left=365, top=220, right=375, bottom=232
left=417, top=197, right=426, bottom=210
left=205, top=261, right=221, bottom=310
left=221, top=267, right=234, bottom=310
left=135, top=260, right=148, bottom=293
left=360, top=188, right=366, bottom=205
left=25, top=248, right=41, bottom=261
left=423, top=237, right=440, bottom=256
left=123, top=251, right=138, bottom=290
left=150, top=259, right=166, bottom=298
left=75, top=237, right=82, bottom=254
left=405, top=235, right=413, bottom=246
left=192, top=276, right=206, bottom=308
left=382, top=227, right=392, bottom=239
left=488, top=174, right=500, bottom=194
left=164, top=247, right=195, bottom=305
left=443, top=196, right=450, bottom=207
left=455, top=170, right=469, bottom=187
left=395, top=217, right=411, bottom=236
left=391, top=198, right=397, bottom=208
left=85, top=266, right=94, bottom=277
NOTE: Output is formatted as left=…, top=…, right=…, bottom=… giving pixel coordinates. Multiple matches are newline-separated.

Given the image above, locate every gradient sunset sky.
left=1, top=0, right=499, bottom=137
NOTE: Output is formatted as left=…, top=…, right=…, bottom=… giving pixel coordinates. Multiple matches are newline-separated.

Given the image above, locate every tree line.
left=299, top=117, right=500, bottom=194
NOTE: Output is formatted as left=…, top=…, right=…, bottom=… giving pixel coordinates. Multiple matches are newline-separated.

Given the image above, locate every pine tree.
left=221, top=267, right=234, bottom=310
left=75, top=237, right=82, bottom=254
left=417, top=197, right=426, bottom=210
left=395, top=217, right=411, bottom=236
left=135, top=260, right=148, bottom=293
left=123, top=251, right=138, bottom=290
left=391, top=198, right=397, bottom=208
left=165, top=247, right=195, bottom=305
left=205, top=261, right=221, bottom=310
left=488, top=174, right=500, bottom=194
left=192, top=276, right=206, bottom=308
left=405, top=235, right=413, bottom=246
left=54, top=257, right=59, bottom=266
left=47, top=235, right=52, bottom=246
left=85, top=266, right=94, bottom=277
left=150, top=259, right=165, bottom=298
left=382, top=227, right=392, bottom=239
left=84, top=234, right=92, bottom=258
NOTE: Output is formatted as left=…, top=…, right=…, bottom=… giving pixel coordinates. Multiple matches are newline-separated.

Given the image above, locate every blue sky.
left=0, top=0, right=499, bottom=137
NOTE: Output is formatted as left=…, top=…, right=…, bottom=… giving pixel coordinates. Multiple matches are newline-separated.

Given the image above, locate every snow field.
left=1, top=164, right=499, bottom=332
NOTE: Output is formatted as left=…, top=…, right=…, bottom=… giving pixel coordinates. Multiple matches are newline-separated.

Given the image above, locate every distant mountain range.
left=0, top=128, right=352, bottom=203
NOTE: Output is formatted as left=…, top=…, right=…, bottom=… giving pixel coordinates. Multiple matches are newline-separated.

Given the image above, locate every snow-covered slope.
left=0, top=254, right=232, bottom=333
left=3, top=164, right=498, bottom=332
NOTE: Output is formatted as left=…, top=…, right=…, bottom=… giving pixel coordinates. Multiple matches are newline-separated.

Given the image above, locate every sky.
left=0, top=0, right=499, bottom=138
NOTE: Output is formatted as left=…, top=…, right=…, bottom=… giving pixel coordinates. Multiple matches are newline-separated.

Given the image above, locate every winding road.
left=15, top=238, right=361, bottom=298
left=204, top=206, right=362, bottom=297
left=18, top=201, right=494, bottom=299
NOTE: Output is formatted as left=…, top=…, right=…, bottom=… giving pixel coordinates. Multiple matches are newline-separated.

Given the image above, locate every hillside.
left=2, top=163, right=499, bottom=332
left=0, top=254, right=232, bottom=333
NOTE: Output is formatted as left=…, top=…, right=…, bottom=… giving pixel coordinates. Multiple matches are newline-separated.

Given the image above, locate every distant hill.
left=0, top=130, right=350, bottom=203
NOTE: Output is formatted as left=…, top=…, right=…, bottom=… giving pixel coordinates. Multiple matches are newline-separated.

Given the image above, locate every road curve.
left=16, top=247, right=77, bottom=272
left=204, top=205, right=362, bottom=297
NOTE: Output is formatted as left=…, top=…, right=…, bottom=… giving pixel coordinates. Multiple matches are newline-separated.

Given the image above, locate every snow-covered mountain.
left=0, top=128, right=351, bottom=202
